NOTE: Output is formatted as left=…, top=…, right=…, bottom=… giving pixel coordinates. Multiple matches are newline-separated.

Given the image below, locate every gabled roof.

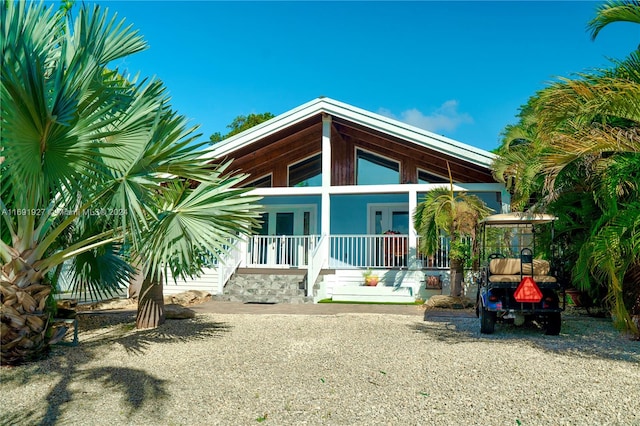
left=203, top=97, right=495, bottom=169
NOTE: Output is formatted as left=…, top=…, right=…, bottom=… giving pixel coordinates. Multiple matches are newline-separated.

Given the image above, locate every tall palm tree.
left=413, top=165, right=492, bottom=297
left=1, top=2, right=261, bottom=365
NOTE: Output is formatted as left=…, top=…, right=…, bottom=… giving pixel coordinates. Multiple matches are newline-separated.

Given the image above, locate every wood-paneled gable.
left=330, top=117, right=494, bottom=183
left=221, top=115, right=323, bottom=187
left=217, top=113, right=494, bottom=187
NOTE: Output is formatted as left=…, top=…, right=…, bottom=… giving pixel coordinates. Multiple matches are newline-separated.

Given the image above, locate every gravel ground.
left=1, top=310, right=639, bottom=426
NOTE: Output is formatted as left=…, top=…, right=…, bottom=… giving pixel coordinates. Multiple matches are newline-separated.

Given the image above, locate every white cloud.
left=378, top=100, right=473, bottom=134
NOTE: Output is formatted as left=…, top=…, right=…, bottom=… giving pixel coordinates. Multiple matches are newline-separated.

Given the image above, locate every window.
left=244, top=174, right=272, bottom=188
left=356, top=149, right=400, bottom=185
left=417, top=169, right=448, bottom=184
left=288, top=154, right=322, bottom=187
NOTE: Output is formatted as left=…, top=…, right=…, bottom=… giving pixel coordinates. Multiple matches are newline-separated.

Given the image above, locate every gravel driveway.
left=1, top=310, right=638, bottom=426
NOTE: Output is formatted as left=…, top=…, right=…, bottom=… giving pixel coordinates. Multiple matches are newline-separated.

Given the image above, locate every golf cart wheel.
left=480, top=307, right=496, bottom=334
left=545, top=312, right=561, bottom=335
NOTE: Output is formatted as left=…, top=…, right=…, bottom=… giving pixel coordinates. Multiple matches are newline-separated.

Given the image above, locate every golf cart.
left=476, top=213, right=565, bottom=335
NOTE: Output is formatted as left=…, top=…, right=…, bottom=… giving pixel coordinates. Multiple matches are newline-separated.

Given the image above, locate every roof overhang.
left=201, top=97, right=495, bottom=169
left=480, top=212, right=557, bottom=225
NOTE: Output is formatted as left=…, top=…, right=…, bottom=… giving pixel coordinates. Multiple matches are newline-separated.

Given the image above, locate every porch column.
left=321, top=113, right=332, bottom=267
left=408, top=188, right=419, bottom=269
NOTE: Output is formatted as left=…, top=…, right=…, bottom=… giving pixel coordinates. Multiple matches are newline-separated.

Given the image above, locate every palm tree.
left=413, top=164, right=492, bottom=297
left=1, top=2, right=261, bottom=365
left=493, top=101, right=546, bottom=211
left=493, top=0, right=640, bottom=337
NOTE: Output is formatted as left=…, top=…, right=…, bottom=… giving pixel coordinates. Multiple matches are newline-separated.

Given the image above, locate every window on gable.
left=244, top=174, right=272, bottom=188
left=288, top=154, right=322, bottom=187
left=417, top=169, right=449, bottom=184
left=356, top=149, right=400, bottom=185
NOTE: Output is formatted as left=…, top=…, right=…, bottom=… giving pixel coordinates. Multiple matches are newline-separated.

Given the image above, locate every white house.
left=165, top=97, right=508, bottom=303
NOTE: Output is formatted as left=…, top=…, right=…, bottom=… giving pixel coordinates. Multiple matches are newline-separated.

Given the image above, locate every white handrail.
left=306, top=235, right=328, bottom=297
left=217, top=239, right=243, bottom=293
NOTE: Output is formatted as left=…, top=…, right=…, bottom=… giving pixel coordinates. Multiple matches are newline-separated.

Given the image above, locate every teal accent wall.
left=260, top=195, right=322, bottom=233
left=330, top=194, right=408, bottom=234
left=258, top=192, right=499, bottom=236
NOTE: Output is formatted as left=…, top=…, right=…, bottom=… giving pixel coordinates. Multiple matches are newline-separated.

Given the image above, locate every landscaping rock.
left=164, top=303, right=196, bottom=319
left=163, top=290, right=212, bottom=306
left=77, top=298, right=137, bottom=311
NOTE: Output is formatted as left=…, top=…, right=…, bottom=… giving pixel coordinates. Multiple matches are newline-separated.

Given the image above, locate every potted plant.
left=363, top=269, right=379, bottom=286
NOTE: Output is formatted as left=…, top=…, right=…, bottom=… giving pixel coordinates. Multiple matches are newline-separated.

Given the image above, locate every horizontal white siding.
left=164, top=268, right=219, bottom=295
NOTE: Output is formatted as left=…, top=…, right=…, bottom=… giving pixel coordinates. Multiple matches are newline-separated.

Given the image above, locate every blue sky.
left=99, top=1, right=637, bottom=152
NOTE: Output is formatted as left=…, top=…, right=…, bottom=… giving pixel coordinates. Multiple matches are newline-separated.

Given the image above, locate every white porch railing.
left=329, top=234, right=410, bottom=269
left=242, top=234, right=453, bottom=270
left=416, top=236, right=452, bottom=269
left=247, top=235, right=320, bottom=268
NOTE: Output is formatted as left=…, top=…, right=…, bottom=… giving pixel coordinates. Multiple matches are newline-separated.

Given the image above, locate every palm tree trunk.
left=623, top=263, right=640, bottom=339
left=449, top=258, right=464, bottom=297
left=0, top=276, right=52, bottom=365
left=128, top=268, right=144, bottom=300
left=135, top=273, right=165, bottom=329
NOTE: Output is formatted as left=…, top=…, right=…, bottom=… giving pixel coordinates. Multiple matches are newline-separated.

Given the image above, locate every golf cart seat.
left=488, top=258, right=557, bottom=283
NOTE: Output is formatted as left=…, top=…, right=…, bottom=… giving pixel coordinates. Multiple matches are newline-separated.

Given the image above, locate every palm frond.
left=67, top=240, right=134, bottom=302
left=587, top=0, right=640, bottom=40
left=1, top=2, right=149, bottom=207
left=136, top=172, right=262, bottom=280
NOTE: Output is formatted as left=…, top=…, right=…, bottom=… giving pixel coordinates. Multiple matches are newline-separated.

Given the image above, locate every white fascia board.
left=245, top=182, right=503, bottom=197
left=201, top=97, right=495, bottom=169
left=247, top=186, right=324, bottom=197
left=200, top=98, right=328, bottom=161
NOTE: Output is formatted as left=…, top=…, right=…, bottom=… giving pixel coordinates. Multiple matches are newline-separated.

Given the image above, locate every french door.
left=368, top=203, right=409, bottom=267
left=369, top=204, right=409, bottom=235
left=251, top=206, right=315, bottom=267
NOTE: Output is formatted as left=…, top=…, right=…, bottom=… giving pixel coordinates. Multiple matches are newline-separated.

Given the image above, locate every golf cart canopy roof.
left=480, top=212, right=558, bottom=225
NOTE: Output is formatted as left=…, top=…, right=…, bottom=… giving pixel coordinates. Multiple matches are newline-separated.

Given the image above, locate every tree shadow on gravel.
left=0, top=409, right=41, bottom=426
left=414, top=311, right=640, bottom=364
left=0, top=313, right=231, bottom=425
left=76, top=312, right=232, bottom=356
